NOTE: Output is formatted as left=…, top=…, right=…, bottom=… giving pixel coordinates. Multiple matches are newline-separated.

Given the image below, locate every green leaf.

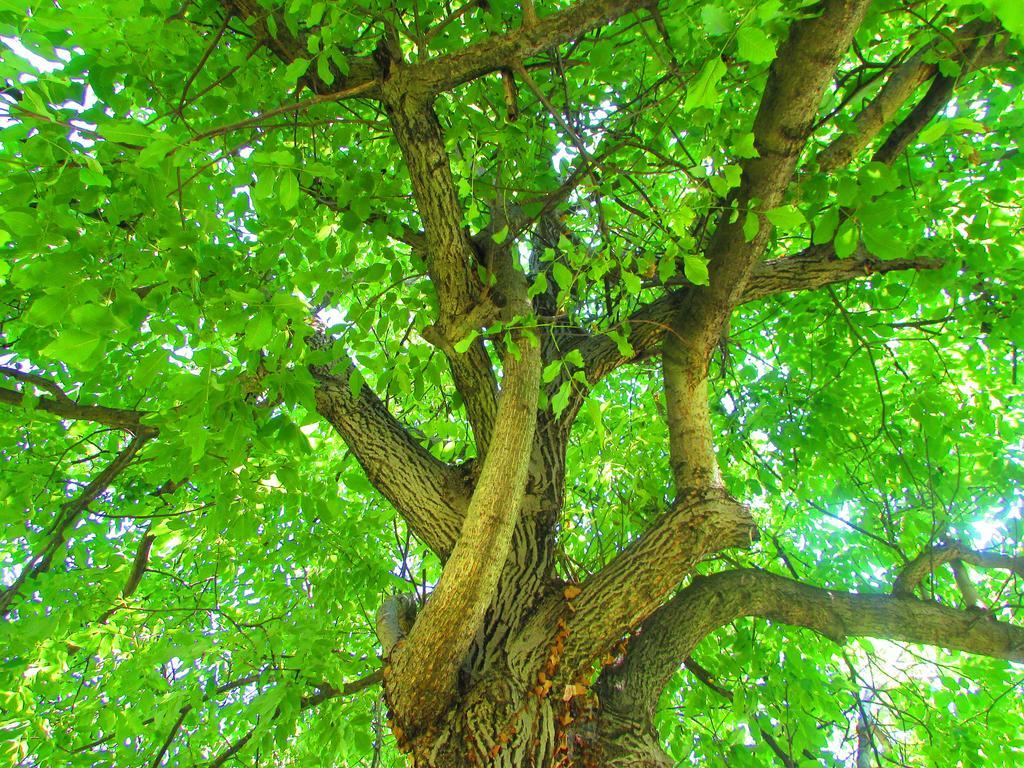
left=608, top=329, right=634, bottom=358
left=528, top=271, right=548, bottom=299
left=453, top=330, right=479, bottom=354
left=685, top=58, right=726, bottom=112
left=564, top=349, right=585, bottom=368
left=621, top=270, right=642, bottom=295
left=551, top=380, right=571, bottom=416
left=862, top=221, right=907, bottom=260
left=812, top=208, right=840, bottom=245
left=918, top=121, right=948, bottom=145
left=683, top=255, right=710, bottom=286
left=244, top=313, right=274, bottom=349
left=992, top=0, right=1024, bottom=35
left=24, top=294, right=69, bottom=327
left=701, top=5, right=733, bottom=35
left=362, top=262, right=387, bottom=283
left=658, top=252, right=677, bottom=284
left=316, top=54, right=335, bottom=86
left=491, top=225, right=509, bottom=244
left=137, top=136, right=177, bottom=168
left=551, top=262, right=573, bottom=292
left=743, top=212, right=760, bottom=242
left=79, top=165, right=111, bottom=188
left=70, top=302, right=128, bottom=332
left=834, top=218, right=858, bottom=258
left=284, top=58, right=310, bottom=83
left=39, top=329, right=102, bottom=368
left=730, top=132, right=758, bottom=159
left=765, top=205, right=805, bottom=230
left=102, top=122, right=152, bottom=145
left=279, top=171, right=300, bottom=211
left=348, top=368, right=364, bottom=399
left=736, top=27, right=776, bottom=64
left=504, top=333, right=521, bottom=361
left=542, top=360, right=562, bottom=384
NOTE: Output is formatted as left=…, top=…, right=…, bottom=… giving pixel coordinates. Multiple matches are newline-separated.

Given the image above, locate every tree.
left=1, top=0, right=1022, bottom=764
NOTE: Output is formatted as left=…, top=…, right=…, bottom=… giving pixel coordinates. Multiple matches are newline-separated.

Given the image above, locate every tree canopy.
left=1, top=0, right=1023, bottom=766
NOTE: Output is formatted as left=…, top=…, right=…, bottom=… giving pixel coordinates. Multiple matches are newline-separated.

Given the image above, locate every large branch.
left=659, top=0, right=868, bottom=498
left=0, top=366, right=156, bottom=437
left=386, top=325, right=542, bottom=744
left=573, top=248, right=942, bottom=406
left=222, top=0, right=650, bottom=105
left=873, top=27, right=1005, bottom=166
left=210, top=0, right=669, bottom=453
left=893, top=543, right=1024, bottom=597
left=380, top=89, right=500, bottom=450
left=403, top=0, right=652, bottom=96
left=817, top=19, right=996, bottom=173
left=508, top=488, right=756, bottom=684
left=311, top=361, right=468, bottom=558
left=742, top=246, right=944, bottom=304
left=662, top=0, right=870, bottom=498
left=660, top=0, right=873, bottom=418
left=596, top=569, right=1024, bottom=721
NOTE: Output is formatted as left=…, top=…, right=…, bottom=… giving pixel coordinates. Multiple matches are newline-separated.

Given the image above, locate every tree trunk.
left=393, top=670, right=671, bottom=768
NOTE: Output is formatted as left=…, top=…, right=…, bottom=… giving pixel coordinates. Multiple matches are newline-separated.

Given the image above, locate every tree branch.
left=0, top=433, right=151, bottom=617
left=509, top=488, right=756, bottom=684
left=311, top=360, right=468, bottom=558
left=220, top=0, right=381, bottom=97
left=873, top=23, right=1004, bottom=166
left=299, top=669, right=384, bottom=709
left=893, top=543, right=1024, bottom=597
left=597, top=569, right=1024, bottom=722
left=0, top=366, right=156, bottom=437
left=511, top=0, right=873, bottom=687
left=401, top=0, right=653, bottom=97
left=219, top=0, right=652, bottom=110
left=817, top=19, right=996, bottom=172
left=740, top=246, right=944, bottom=305
left=659, top=0, right=871, bottom=500
left=568, top=247, right=943, bottom=420
left=386, top=325, right=542, bottom=744
left=96, top=527, right=157, bottom=625
left=381, top=80, right=500, bottom=453
left=663, top=0, right=873, bottom=387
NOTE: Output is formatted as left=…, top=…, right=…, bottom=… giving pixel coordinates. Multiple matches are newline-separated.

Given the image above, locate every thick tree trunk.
left=396, top=670, right=671, bottom=768
left=380, top=424, right=671, bottom=768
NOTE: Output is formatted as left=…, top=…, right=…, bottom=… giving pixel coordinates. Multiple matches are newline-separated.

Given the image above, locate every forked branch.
left=566, top=248, right=943, bottom=429
left=893, top=543, right=1024, bottom=597
left=510, top=1, right=875, bottom=684
left=597, top=569, right=1024, bottom=721
left=818, top=19, right=1001, bottom=172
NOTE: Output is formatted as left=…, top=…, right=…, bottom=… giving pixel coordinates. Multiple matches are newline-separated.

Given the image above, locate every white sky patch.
left=2, top=36, right=66, bottom=74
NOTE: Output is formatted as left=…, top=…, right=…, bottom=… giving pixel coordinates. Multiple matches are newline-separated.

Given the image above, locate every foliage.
left=1, top=0, right=1022, bottom=766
